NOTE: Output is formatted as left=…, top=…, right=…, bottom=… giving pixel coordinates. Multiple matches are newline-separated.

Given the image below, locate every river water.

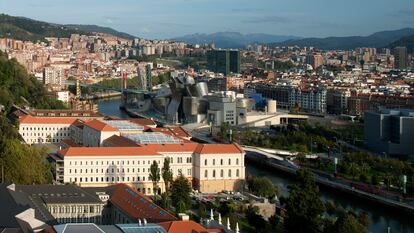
left=96, top=97, right=414, bottom=233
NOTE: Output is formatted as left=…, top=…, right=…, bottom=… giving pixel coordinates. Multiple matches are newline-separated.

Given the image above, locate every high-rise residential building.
left=394, top=46, right=408, bottom=70
left=43, top=66, right=64, bottom=85
left=306, top=54, right=324, bottom=69
left=207, top=49, right=240, bottom=75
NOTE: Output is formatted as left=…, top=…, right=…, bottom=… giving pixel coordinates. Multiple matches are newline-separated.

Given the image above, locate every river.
left=96, top=97, right=414, bottom=233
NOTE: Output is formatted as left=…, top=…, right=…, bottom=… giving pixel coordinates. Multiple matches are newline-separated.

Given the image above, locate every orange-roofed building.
left=53, top=142, right=245, bottom=193
left=83, top=119, right=120, bottom=147
left=110, top=183, right=178, bottom=223
left=18, top=115, right=77, bottom=144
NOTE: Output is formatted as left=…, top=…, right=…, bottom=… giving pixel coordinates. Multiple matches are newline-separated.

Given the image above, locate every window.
left=213, top=170, right=216, bottom=178
left=213, top=159, right=215, bottom=165
left=236, top=169, right=240, bottom=177
left=228, top=169, right=232, bottom=177
left=204, top=170, right=208, bottom=178
left=204, top=159, right=207, bottom=166
left=236, top=158, right=239, bottom=165
left=220, top=159, right=223, bottom=165
left=220, top=169, right=224, bottom=177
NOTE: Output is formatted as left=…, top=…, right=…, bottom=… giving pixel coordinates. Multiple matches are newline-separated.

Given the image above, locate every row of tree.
left=149, top=158, right=192, bottom=214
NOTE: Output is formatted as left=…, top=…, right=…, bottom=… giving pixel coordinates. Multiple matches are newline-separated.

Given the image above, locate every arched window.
left=220, top=169, right=224, bottom=177
left=204, top=159, right=207, bottom=166
left=213, top=159, right=216, bottom=165
left=205, top=170, right=208, bottom=178
left=228, top=159, right=231, bottom=165
left=236, top=169, right=240, bottom=177
left=220, top=159, right=223, bottom=165
left=236, top=158, right=239, bottom=165
left=228, top=169, right=232, bottom=177
left=213, top=170, right=216, bottom=178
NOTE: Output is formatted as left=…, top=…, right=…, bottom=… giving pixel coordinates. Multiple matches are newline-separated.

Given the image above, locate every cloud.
left=242, top=16, right=289, bottom=24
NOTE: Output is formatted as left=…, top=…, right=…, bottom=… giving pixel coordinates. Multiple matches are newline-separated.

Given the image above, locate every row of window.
left=69, top=167, right=158, bottom=174
left=21, top=127, right=70, bottom=131
left=68, top=157, right=192, bottom=167
left=49, top=205, right=101, bottom=214
left=22, top=133, right=68, bottom=137
left=204, top=158, right=240, bottom=166
left=204, top=169, right=240, bottom=178
left=70, top=175, right=149, bottom=183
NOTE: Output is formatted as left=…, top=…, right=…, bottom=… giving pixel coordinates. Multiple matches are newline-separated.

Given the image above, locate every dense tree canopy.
left=284, top=169, right=325, bottom=233
left=246, top=176, right=278, bottom=199
left=170, top=171, right=192, bottom=213
left=0, top=51, right=62, bottom=184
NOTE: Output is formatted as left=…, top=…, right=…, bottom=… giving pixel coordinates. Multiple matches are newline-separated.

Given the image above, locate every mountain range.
left=273, top=28, right=414, bottom=50
left=173, top=32, right=300, bottom=48
left=1, top=13, right=414, bottom=51
left=0, top=14, right=135, bottom=41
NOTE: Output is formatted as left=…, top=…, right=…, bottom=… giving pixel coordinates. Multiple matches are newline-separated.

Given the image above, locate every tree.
left=333, top=213, right=368, bottom=233
left=284, top=169, right=325, bottom=233
left=149, top=160, right=161, bottom=197
left=246, top=205, right=267, bottom=232
left=162, top=158, right=173, bottom=194
left=170, top=171, right=192, bottom=213
left=247, top=176, right=278, bottom=199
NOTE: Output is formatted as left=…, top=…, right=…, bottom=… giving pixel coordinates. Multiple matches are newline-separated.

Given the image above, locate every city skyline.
left=1, top=0, right=414, bottom=39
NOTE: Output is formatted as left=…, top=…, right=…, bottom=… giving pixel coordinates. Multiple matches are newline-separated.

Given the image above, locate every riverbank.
left=246, top=152, right=414, bottom=216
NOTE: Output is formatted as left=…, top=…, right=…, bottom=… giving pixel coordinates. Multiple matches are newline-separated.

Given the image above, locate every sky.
left=1, top=0, right=414, bottom=39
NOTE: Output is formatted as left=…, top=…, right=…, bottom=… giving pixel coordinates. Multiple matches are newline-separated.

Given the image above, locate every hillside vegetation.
left=0, top=51, right=65, bottom=184
left=0, top=14, right=134, bottom=41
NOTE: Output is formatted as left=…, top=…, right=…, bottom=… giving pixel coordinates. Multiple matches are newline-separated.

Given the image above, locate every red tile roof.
left=138, top=143, right=199, bottom=153
left=158, top=221, right=224, bottom=233
left=104, top=135, right=139, bottom=147
left=84, top=119, right=118, bottom=132
left=195, top=143, right=244, bottom=154
left=19, top=115, right=77, bottom=125
left=57, top=147, right=158, bottom=157
left=111, top=184, right=178, bottom=223
left=60, top=139, right=81, bottom=147
left=58, top=143, right=244, bottom=157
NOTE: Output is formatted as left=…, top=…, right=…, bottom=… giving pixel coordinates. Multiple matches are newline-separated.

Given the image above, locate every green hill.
left=388, top=34, right=414, bottom=53
left=0, top=14, right=135, bottom=41
left=0, top=51, right=65, bottom=184
left=65, top=24, right=135, bottom=39
left=273, top=28, right=414, bottom=50
left=0, top=51, right=65, bottom=111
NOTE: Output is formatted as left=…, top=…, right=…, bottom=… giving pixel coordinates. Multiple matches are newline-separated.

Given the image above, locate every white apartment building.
left=57, top=91, right=70, bottom=103
left=18, top=115, right=76, bottom=144
left=82, top=120, right=120, bottom=147
left=55, top=143, right=245, bottom=193
left=43, top=66, right=65, bottom=85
